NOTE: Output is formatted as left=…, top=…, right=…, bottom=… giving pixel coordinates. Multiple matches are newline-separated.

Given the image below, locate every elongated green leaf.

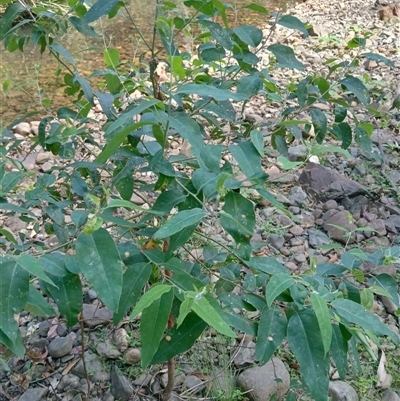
left=43, top=270, right=82, bottom=326
left=15, top=255, right=56, bottom=286
left=220, top=192, right=255, bottom=260
left=152, top=190, right=186, bottom=213
left=250, top=130, right=264, bottom=156
left=248, top=256, right=289, bottom=275
left=50, top=43, right=76, bottom=67
left=310, top=109, right=327, bottom=143
left=76, top=228, right=123, bottom=312
left=331, top=299, right=399, bottom=343
left=0, top=228, right=16, bottom=244
left=24, top=284, right=54, bottom=317
left=268, top=44, right=304, bottom=71
left=114, top=262, right=152, bottom=324
left=130, top=284, right=172, bottom=320
left=192, top=296, right=236, bottom=337
left=151, top=312, right=208, bottom=364
left=201, top=20, right=232, bottom=50
left=153, top=208, right=206, bottom=240
left=0, top=2, right=25, bottom=40
left=266, top=274, right=294, bottom=307
left=362, top=52, right=394, bottom=67
left=73, top=72, right=94, bottom=106
left=166, top=224, right=198, bottom=258
left=0, top=171, right=24, bottom=195
left=233, top=25, right=263, bottom=47
left=225, top=312, right=258, bottom=336
left=83, top=0, right=119, bottom=23
left=141, top=290, right=174, bottom=368
left=340, top=76, right=370, bottom=106
left=255, top=188, right=287, bottom=213
left=368, top=274, right=399, bottom=307
left=256, top=305, right=287, bottom=364
left=330, top=324, right=349, bottom=379
left=277, top=14, right=308, bottom=36
left=176, top=84, right=247, bottom=102
left=105, top=199, right=164, bottom=214
left=0, top=326, right=24, bottom=357
left=167, top=114, right=205, bottom=150
left=310, top=293, right=332, bottom=355
left=287, top=312, right=330, bottom=401
left=0, top=203, right=35, bottom=216
left=40, top=253, right=69, bottom=278
left=229, top=142, right=262, bottom=178
left=69, top=16, right=99, bottom=37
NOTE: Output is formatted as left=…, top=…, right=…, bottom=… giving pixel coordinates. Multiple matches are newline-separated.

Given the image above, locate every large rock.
left=18, top=388, right=48, bottom=401
left=323, top=210, right=356, bottom=244
left=299, top=163, right=367, bottom=201
left=237, top=358, right=290, bottom=401
left=381, top=389, right=400, bottom=401
left=82, top=304, right=113, bottom=327
left=329, top=381, right=359, bottom=401
left=110, top=365, right=133, bottom=401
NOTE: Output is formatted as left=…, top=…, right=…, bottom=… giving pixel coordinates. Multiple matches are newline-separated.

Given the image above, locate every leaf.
left=0, top=326, right=24, bottom=358
left=243, top=3, right=269, bottom=15
left=83, top=0, right=119, bottom=23
left=256, top=305, right=287, bottom=364
left=192, top=295, right=236, bottom=337
left=43, top=270, right=82, bottom=326
left=220, top=192, right=255, bottom=260
left=368, top=274, right=399, bottom=307
left=105, top=199, right=164, bottom=215
left=151, top=312, right=208, bottom=364
left=50, top=43, right=76, bottom=67
left=233, top=25, right=263, bottom=47
left=0, top=171, right=24, bottom=195
left=114, top=262, right=152, bottom=324
left=152, top=190, right=186, bottom=214
left=15, top=255, right=56, bottom=286
left=0, top=2, right=25, bottom=40
left=277, top=155, right=303, bottom=170
left=340, top=76, right=370, bottom=106
left=73, top=72, right=94, bottom=106
left=250, top=130, right=264, bottom=156
left=141, top=290, right=174, bottom=368
left=331, top=299, right=399, bottom=343
left=0, top=202, right=34, bottom=216
left=237, top=76, right=263, bottom=98
left=24, top=284, right=54, bottom=317
left=265, top=274, right=294, bottom=307
left=362, top=52, right=394, bottom=67
left=76, top=228, right=123, bottom=312
left=330, top=324, right=349, bottom=379
left=69, top=16, right=99, bottom=37
left=268, top=44, right=304, bottom=71
left=40, top=253, right=67, bottom=277
left=200, top=20, right=232, bottom=50
left=277, top=14, right=308, bottom=36
left=248, top=256, right=289, bottom=275
left=310, top=109, right=327, bottom=143
left=0, top=228, right=16, bottom=244
left=229, top=142, right=262, bottom=178
left=330, top=122, right=352, bottom=149
left=95, top=91, right=115, bottom=120
left=104, top=48, right=120, bottom=67
left=176, top=84, right=247, bottom=102
left=287, top=312, right=330, bottom=401
left=310, top=293, right=332, bottom=355
left=153, top=208, right=206, bottom=240
left=130, top=284, right=172, bottom=320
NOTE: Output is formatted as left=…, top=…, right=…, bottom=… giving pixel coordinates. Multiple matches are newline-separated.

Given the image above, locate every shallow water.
left=0, top=0, right=290, bottom=124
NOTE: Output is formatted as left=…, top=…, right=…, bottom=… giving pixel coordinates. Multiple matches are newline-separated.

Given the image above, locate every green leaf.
left=114, top=262, right=152, bottom=324
left=24, top=284, right=54, bottom=317
left=43, top=270, right=82, bottom=326
left=0, top=2, right=25, bottom=40
left=141, top=290, right=174, bottom=368
left=73, top=72, right=94, bottom=106
left=362, top=52, right=394, bottom=67
left=310, top=109, right=327, bottom=143
left=277, top=14, right=308, bottom=36
left=50, top=43, right=76, bottom=67
left=200, top=20, right=232, bottom=50
left=192, top=295, right=236, bottom=337
left=268, top=44, right=304, bottom=71
left=340, top=76, right=370, bottom=106
left=310, top=293, right=332, bottom=355
left=176, top=84, right=247, bottom=102
left=130, top=284, right=172, bottom=320
left=151, top=312, right=208, bottom=364
left=248, top=256, right=289, bottom=275
left=360, top=288, right=374, bottom=310
left=256, top=305, right=287, bottom=364
left=0, top=326, right=24, bottom=357
left=14, top=255, right=56, bottom=286
left=69, top=16, right=99, bottom=37
left=229, top=142, right=262, bottom=178
left=0, top=228, right=16, bottom=244
left=0, top=171, right=24, bottom=195
left=330, top=122, right=352, bottom=149
left=237, top=76, right=263, bottom=97
left=330, top=324, right=349, bottom=379
left=76, top=228, right=123, bottom=312
left=265, top=274, right=294, bottom=307
left=346, top=37, right=366, bottom=49
left=250, top=130, right=264, bottom=156
left=287, top=312, right=330, bottom=401
left=233, top=25, right=263, bottom=47
left=153, top=208, right=206, bottom=240
left=243, top=3, right=269, bottom=15
left=368, top=274, right=399, bottom=307
left=310, top=144, right=351, bottom=159
left=105, top=199, right=164, bottom=215
left=152, top=190, right=186, bottom=214
left=83, top=0, right=119, bottom=23
left=277, top=155, right=303, bottom=170
left=220, top=192, right=255, bottom=260
left=331, top=299, right=399, bottom=343
left=104, top=48, right=120, bottom=67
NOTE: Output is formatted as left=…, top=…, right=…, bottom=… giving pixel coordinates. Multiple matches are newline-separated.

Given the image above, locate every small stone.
left=18, top=387, right=48, bottom=401
left=288, top=186, right=308, bottom=206
left=113, top=328, right=129, bottom=352
left=294, top=253, right=306, bottom=263
left=97, top=340, right=121, bottom=359
left=184, top=375, right=205, bottom=394
left=288, top=206, right=300, bottom=214
left=48, top=335, right=74, bottom=358
left=41, top=162, right=53, bottom=172
left=130, top=193, right=145, bottom=205
left=266, top=234, right=285, bottom=249
left=82, top=304, right=113, bottom=328
left=125, top=348, right=141, bottom=364
left=308, top=229, right=331, bottom=248
left=381, top=296, right=399, bottom=315
left=56, top=323, right=68, bottom=337
left=324, top=210, right=356, bottom=244
left=87, top=289, right=98, bottom=301
left=288, top=145, right=308, bottom=161
left=323, top=200, right=338, bottom=210
left=13, top=122, right=31, bottom=137
left=233, top=341, right=256, bottom=366
left=367, top=219, right=387, bottom=236
left=36, top=152, right=54, bottom=164
left=329, top=381, right=358, bottom=401
left=285, top=262, right=298, bottom=271
left=289, top=225, right=304, bottom=236
left=38, top=320, right=51, bottom=337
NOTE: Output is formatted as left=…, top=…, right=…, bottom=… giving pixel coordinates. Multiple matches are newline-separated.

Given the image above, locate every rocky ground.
left=2, top=0, right=400, bottom=399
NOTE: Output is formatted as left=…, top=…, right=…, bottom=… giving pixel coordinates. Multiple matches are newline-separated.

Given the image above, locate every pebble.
left=289, top=225, right=304, bottom=236
left=48, top=335, right=74, bottom=358
left=329, top=381, right=359, bottom=401
left=124, top=348, right=141, bottom=364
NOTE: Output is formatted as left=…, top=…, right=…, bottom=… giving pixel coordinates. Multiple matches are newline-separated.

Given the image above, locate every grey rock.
left=324, top=210, right=356, bottom=244
left=299, top=162, right=367, bottom=201
left=132, top=373, right=152, bottom=386
left=18, top=388, right=48, bottom=401
left=288, top=186, right=308, bottom=206
left=323, top=200, right=338, bottom=210
left=237, top=357, right=290, bottom=401
left=294, top=253, right=306, bottom=263
left=103, top=391, right=115, bottom=401
left=266, top=234, right=285, bottom=249
left=72, top=351, right=107, bottom=381
left=381, top=296, right=399, bottom=314
left=184, top=375, right=205, bottom=394
left=111, top=366, right=134, bottom=401
left=58, top=374, right=81, bottom=391
left=48, top=335, right=74, bottom=358
left=5, top=215, right=28, bottom=233
left=38, top=320, right=51, bottom=337
left=233, top=341, right=256, bottom=366
left=308, top=229, right=331, bottom=248
left=57, top=323, right=69, bottom=337
left=96, top=340, right=121, bottom=359
left=288, top=145, right=308, bottom=161
left=360, top=261, right=398, bottom=277
left=87, top=289, right=98, bottom=301
left=113, top=328, right=129, bottom=352
left=382, top=389, right=400, bottom=401
left=368, top=219, right=387, bottom=236
left=82, top=304, right=113, bottom=328
left=385, top=215, right=400, bottom=233
left=329, top=381, right=359, bottom=401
